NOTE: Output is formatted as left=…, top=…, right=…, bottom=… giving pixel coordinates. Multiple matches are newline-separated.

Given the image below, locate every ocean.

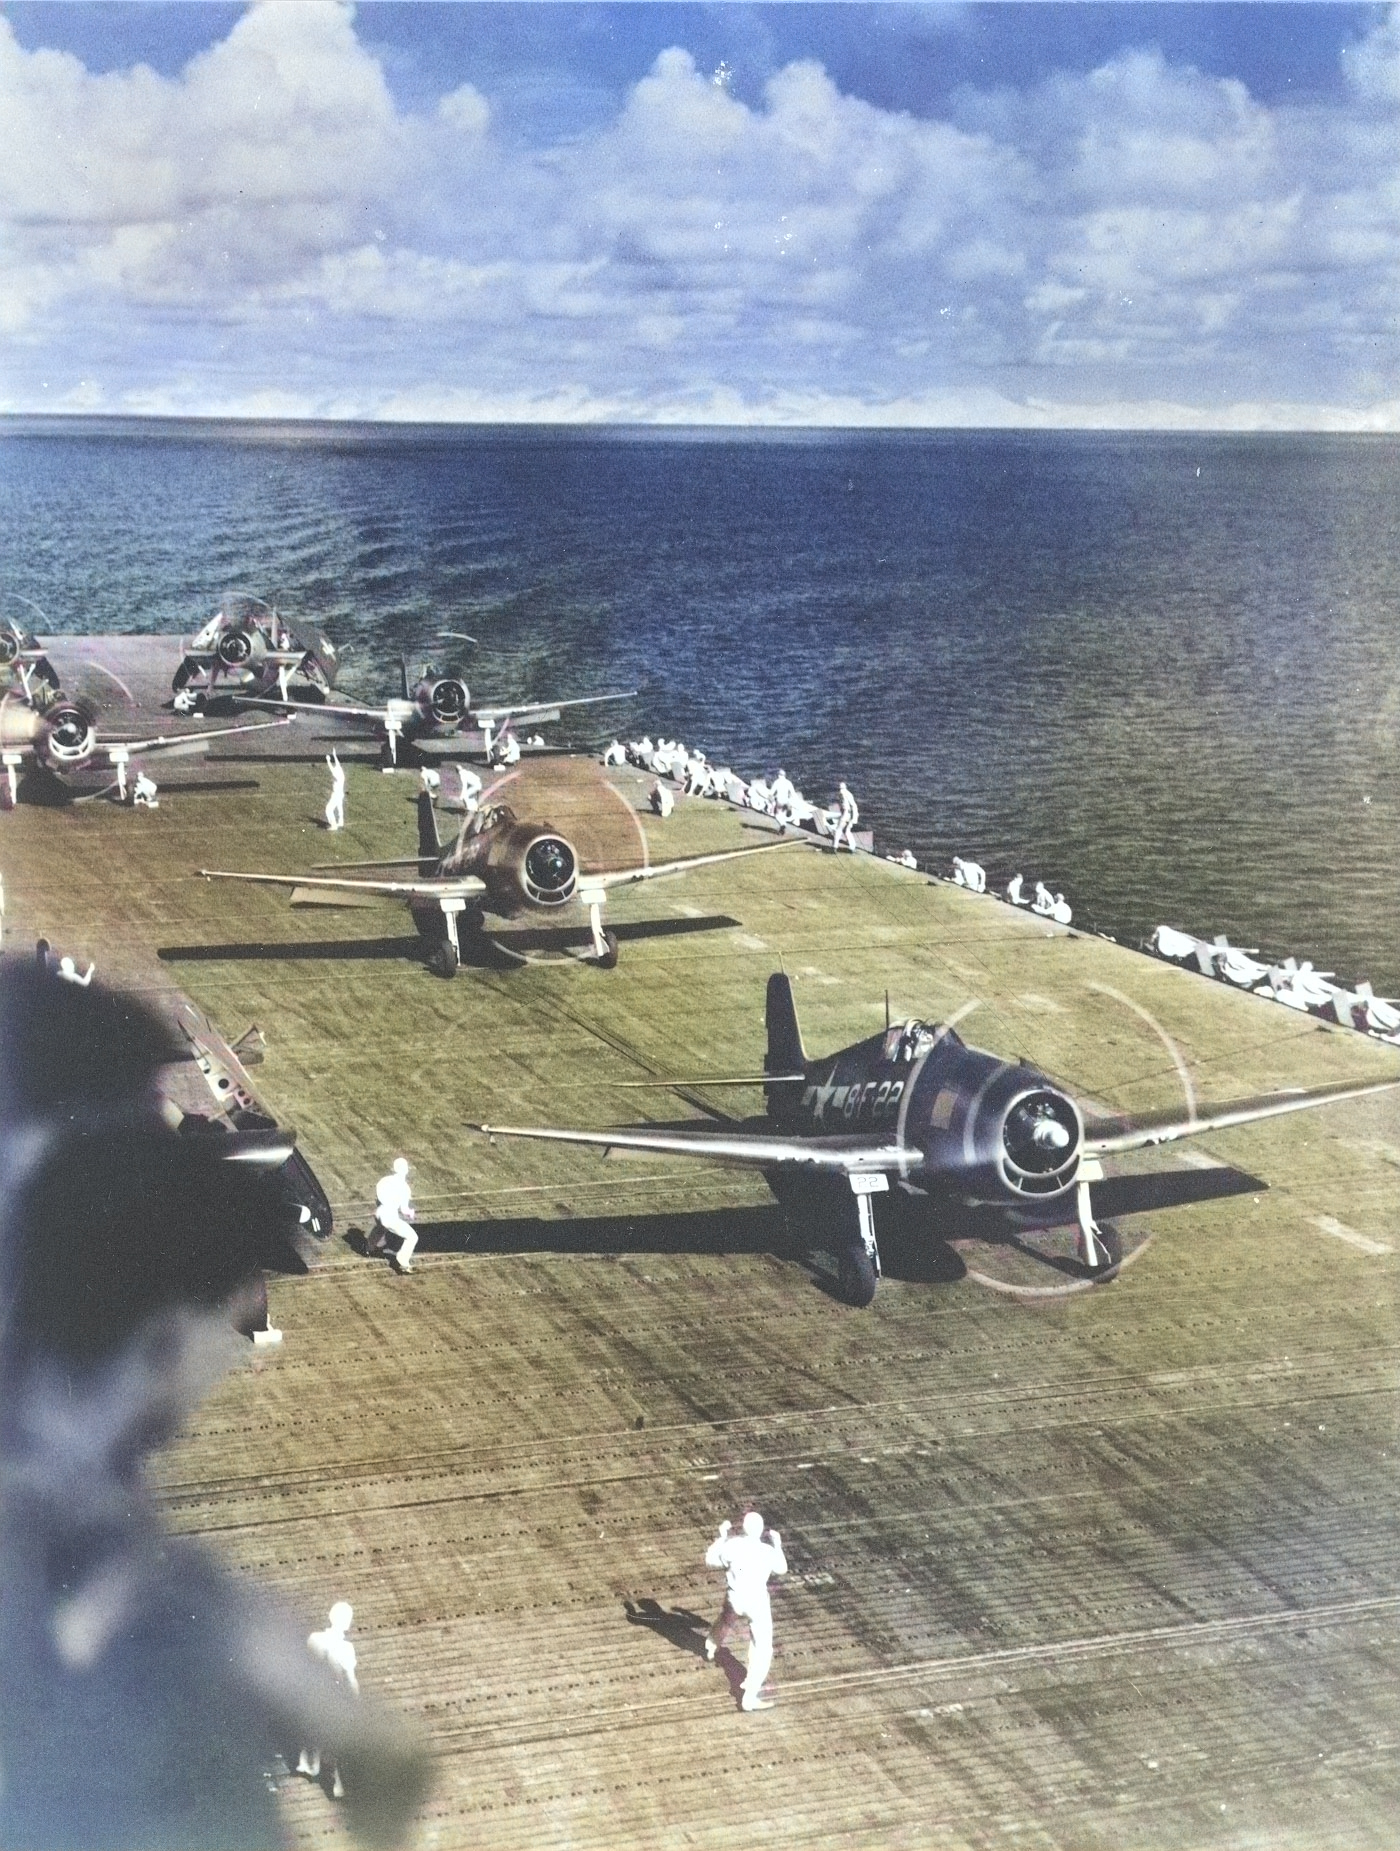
left=2, top=420, right=1397, bottom=992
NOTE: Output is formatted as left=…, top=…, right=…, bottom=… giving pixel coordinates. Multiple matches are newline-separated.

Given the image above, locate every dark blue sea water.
left=3, top=420, right=1398, bottom=991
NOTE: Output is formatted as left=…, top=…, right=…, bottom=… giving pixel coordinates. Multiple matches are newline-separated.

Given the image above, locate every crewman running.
left=371, top=1157, right=417, bottom=1273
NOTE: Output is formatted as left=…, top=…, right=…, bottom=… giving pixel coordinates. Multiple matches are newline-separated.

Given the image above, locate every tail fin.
left=765, top=972, right=807, bottom=1076
left=399, top=654, right=411, bottom=701
left=416, top=790, right=442, bottom=873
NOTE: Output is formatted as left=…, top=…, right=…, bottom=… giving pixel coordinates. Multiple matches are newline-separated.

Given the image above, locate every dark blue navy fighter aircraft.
left=478, top=973, right=1400, bottom=1305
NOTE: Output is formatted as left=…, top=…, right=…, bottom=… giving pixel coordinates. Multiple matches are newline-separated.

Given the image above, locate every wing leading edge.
left=1082, top=1075, right=1400, bottom=1155
left=474, top=1122, right=903, bottom=1172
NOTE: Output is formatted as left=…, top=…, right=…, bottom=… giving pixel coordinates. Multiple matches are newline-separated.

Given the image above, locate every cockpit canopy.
left=880, top=1019, right=950, bottom=1064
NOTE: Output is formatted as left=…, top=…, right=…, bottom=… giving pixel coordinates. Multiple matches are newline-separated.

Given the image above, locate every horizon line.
left=2, top=411, right=1397, bottom=439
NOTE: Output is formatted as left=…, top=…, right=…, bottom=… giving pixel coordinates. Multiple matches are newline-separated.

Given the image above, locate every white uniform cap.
left=742, top=1511, right=764, bottom=1538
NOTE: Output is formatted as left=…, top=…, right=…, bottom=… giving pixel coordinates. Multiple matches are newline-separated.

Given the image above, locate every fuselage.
left=771, top=1020, right=1084, bottom=1208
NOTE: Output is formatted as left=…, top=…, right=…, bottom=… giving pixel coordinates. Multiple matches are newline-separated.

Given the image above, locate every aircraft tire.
left=837, top=1242, right=878, bottom=1308
left=427, top=942, right=458, bottom=980
left=597, top=930, right=620, bottom=970
left=232, top=1269, right=270, bottom=1337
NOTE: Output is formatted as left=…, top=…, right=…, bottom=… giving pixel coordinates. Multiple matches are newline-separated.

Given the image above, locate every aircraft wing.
left=474, top=1121, right=904, bottom=1173
left=106, top=716, right=295, bottom=758
left=1082, top=1074, right=1400, bottom=1156
left=472, top=690, right=636, bottom=727
left=236, top=696, right=383, bottom=722
left=590, top=837, right=812, bottom=891
left=200, top=869, right=486, bottom=900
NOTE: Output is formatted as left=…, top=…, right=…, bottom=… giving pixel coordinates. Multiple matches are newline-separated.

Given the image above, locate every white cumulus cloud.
left=0, top=1, right=1397, bottom=426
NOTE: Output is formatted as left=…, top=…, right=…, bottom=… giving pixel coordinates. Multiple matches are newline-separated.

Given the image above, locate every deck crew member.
left=952, top=857, right=986, bottom=893
left=56, top=956, right=94, bottom=987
left=371, top=1157, right=417, bottom=1273
left=1006, top=873, right=1027, bottom=905
left=451, top=763, right=482, bottom=811
left=832, top=781, right=859, bottom=852
left=297, top=1603, right=359, bottom=1799
left=324, top=751, right=346, bottom=831
left=132, top=772, right=159, bottom=810
left=704, top=1511, right=788, bottom=1712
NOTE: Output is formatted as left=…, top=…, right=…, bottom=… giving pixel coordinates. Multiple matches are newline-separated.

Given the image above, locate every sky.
left=0, top=1, right=1396, bottom=427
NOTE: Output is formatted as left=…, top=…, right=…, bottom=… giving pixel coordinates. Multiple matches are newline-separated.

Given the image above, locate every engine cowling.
left=915, top=1046, right=1083, bottom=1204
left=0, top=630, right=19, bottom=666
left=216, top=627, right=263, bottom=669
left=520, top=832, right=577, bottom=906
left=36, top=699, right=98, bottom=771
left=426, top=678, right=470, bottom=726
left=474, top=821, right=574, bottom=914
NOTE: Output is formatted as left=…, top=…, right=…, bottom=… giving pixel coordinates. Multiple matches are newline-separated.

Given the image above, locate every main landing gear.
left=782, top=1172, right=887, bottom=1308
left=586, top=899, right=619, bottom=970
left=427, top=895, right=472, bottom=979
left=1074, top=1156, right=1118, bottom=1276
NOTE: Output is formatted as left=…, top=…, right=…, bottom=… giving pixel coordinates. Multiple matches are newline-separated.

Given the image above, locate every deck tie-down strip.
left=432, top=1591, right=1400, bottom=1753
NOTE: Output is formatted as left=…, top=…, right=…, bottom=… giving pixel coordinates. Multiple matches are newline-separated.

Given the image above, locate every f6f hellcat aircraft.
left=477, top=973, right=1400, bottom=1305
left=0, top=691, right=292, bottom=803
left=172, top=593, right=338, bottom=712
left=203, top=791, right=807, bottom=972
left=240, top=648, right=633, bottom=765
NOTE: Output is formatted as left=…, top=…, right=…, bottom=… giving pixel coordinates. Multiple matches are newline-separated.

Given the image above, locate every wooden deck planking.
left=2, top=751, right=1399, bottom=1848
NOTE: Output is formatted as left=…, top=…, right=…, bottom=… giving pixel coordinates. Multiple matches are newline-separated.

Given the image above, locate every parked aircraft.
left=171, top=1005, right=334, bottom=1259
left=0, top=607, right=60, bottom=701
left=475, top=972, right=1400, bottom=1305
left=201, top=790, right=808, bottom=972
left=240, top=651, right=633, bottom=764
left=172, top=593, right=338, bottom=711
left=0, top=687, right=293, bottom=803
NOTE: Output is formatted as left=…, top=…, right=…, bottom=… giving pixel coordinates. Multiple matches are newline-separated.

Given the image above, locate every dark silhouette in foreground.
left=0, top=962, right=429, bottom=1849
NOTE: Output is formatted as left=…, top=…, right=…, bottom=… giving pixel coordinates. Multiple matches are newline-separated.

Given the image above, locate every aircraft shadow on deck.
left=400, top=1163, right=1264, bottom=1296
left=158, top=913, right=742, bottom=970
left=408, top=1200, right=969, bottom=1291
left=160, top=934, right=429, bottom=965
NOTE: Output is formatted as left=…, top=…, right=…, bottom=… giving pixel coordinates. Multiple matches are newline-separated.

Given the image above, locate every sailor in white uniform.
left=297, top=1602, right=359, bottom=1798
left=704, top=1511, right=788, bottom=1711
left=371, top=1158, right=417, bottom=1273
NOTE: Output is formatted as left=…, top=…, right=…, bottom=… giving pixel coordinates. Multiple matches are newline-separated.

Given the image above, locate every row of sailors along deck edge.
left=604, top=737, right=1075, bottom=920
left=1151, top=925, right=1400, bottom=1045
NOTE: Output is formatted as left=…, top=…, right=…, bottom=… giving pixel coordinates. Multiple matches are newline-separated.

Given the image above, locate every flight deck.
left=3, top=677, right=1399, bottom=1851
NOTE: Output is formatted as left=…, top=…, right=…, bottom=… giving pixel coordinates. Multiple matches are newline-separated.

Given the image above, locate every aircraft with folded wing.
left=240, top=643, right=633, bottom=765
left=202, top=789, right=809, bottom=972
left=172, top=592, right=339, bottom=711
left=475, top=972, right=1400, bottom=1305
